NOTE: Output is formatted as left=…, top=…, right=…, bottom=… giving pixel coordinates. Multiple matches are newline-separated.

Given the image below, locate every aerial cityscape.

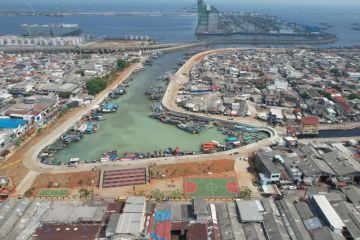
left=0, top=0, right=360, bottom=239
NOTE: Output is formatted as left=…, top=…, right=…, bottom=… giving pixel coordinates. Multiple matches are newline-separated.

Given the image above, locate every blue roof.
left=0, top=118, right=27, bottom=128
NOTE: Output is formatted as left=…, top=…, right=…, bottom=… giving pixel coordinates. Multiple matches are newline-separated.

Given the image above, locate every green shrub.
left=86, top=77, right=107, bottom=95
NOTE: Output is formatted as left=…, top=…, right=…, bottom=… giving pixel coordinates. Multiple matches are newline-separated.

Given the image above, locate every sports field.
left=184, top=177, right=239, bottom=198
left=37, top=189, right=70, bottom=197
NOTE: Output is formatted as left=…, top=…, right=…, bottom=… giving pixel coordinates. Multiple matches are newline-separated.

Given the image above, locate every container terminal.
left=196, top=0, right=331, bottom=39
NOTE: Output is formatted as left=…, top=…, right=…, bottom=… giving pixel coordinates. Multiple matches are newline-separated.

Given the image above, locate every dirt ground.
left=0, top=106, right=83, bottom=186
left=32, top=170, right=100, bottom=189
left=95, top=177, right=184, bottom=199
left=149, top=159, right=235, bottom=179
left=95, top=160, right=236, bottom=199
left=234, top=159, right=260, bottom=197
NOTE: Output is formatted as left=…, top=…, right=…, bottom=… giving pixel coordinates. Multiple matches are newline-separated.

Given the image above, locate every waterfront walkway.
left=8, top=48, right=283, bottom=196
left=11, top=60, right=144, bottom=178
left=162, top=48, right=280, bottom=136
left=13, top=48, right=279, bottom=175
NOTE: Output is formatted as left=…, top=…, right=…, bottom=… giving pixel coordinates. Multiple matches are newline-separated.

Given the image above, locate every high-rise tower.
left=196, top=0, right=217, bottom=34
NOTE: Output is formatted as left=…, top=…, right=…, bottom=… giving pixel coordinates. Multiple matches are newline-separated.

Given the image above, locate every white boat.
left=69, top=158, right=80, bottom=164
left=77, top=124, right=87, bottom=133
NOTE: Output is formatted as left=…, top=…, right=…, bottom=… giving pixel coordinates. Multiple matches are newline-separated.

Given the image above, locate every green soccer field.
left=37, top=189, right=70, bottom=197
left=184, top=177, right=239, bottom=198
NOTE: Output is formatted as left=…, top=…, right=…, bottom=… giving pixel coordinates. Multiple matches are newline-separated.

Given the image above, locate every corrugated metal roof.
left=263, top=213, right=288, bottom=240
left=193, top=198, right=208, bottom=215
left=105, top=213, right=120, bottom=237
left=312, top=195, right=345, bottom=230
left=236, top=200, right=263, bottom=222
left=126, top=196, right=146, bottom=205
left=276, top=199, right=312, bottom=240
left=123, top=204, right=144, bottom=213
left=332, top=201, right=360, bottom=240
left=303, top=217, right=322, bottom=231
left=294, top=202, right=314, bottom=220
left=115, top=212, right=144, bottom=235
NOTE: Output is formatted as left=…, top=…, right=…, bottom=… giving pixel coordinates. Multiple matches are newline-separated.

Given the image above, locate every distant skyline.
left=1, top=0, right=360, bottom=11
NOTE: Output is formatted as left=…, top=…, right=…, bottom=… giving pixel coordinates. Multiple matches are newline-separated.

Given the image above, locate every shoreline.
left=18, top=48, right=277, bottom=175
left=162, top=48, right=279, bottom=133
left=319, top=122, right=360, bottom=130
left=5, top=47, right=357, bottom=177
left=0, top=37, right=338, bottom=54
left=3, top=60, right=143, bottom=176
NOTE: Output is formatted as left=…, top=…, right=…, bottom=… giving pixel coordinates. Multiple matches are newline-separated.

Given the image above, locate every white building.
left=348, top=72, right=360, bottom=81
left=311, top=195, right=345, bottom=234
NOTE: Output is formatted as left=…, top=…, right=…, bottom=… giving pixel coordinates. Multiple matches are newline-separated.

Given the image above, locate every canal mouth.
left=38, top=50, right=271, bottom=166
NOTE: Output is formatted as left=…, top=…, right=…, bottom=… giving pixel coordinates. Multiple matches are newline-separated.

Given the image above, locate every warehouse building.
left=105, top=196, right=146, bottom=239
left=311, top=195, right=345, bottom=234
left=236, top=200, right=263, bottom=223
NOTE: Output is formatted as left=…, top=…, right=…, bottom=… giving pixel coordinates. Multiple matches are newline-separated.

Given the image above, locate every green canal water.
left=53, top=50, right=227, bottom=164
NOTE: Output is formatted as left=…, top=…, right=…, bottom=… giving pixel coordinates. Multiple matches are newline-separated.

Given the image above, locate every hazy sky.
left=1, top=0, right=360, bottom=11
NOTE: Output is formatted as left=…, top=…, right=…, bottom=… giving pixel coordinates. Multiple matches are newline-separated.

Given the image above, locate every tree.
left=58, top=92, right=72, bottom=99
left=300, top=91, right=310, bottom=99
left=86, top=77, right=107, bottom=95
left=78, top=188, right=93, bottom=200
left=330, top=68, right=341, bottom=77
left=151, top=189, right=165, bottom=201
left=117, top=59, right=130, bottom=71
left=239, top=187, right=252, bottom=200
left=24, top=187, right=35, bottom=197
left=75, top=69, right=85, bottom=76
left=323, top=92, right=332, bottom=100
left=169, top=190, right=183, bottom=199
left=348, top=93, right=360, bottom=100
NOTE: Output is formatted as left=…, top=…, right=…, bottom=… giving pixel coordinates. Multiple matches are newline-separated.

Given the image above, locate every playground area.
left=150, top=160, right=235, bottom=179
left=36, top=188, right=70, bottom=198
left=184, top=177, right=240, bottom=198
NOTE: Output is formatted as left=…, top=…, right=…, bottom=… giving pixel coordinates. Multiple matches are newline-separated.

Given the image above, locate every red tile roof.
left=332, top=95, right=346, bottom=103
left=324, top=88, right=338, bottom=95
left=301, top=116, right=319, bottom=125
left=338, top=101, right=352, bottom=113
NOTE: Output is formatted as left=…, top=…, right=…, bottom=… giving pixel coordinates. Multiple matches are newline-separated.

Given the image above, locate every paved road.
left=161, top=48, right=280, bottom=137
left=15, top=170, right=40, bottom=195
left=9, top=50, right=278, bottom=188
left=21, top=61, right=143, bottom=174
left=19, top=48, right=280, bottom=175
left=11, top=48, right=282, bottom=198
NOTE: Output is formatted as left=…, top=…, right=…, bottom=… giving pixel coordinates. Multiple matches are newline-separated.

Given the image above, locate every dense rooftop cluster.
left=0, top=51, right=125, bottom=158
left=177, top=49, right=360, bottom=131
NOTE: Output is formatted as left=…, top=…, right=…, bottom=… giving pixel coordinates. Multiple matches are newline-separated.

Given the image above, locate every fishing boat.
left=99, top=103, right=119, bottom=113
left=69, top=158, right=80, bottom=164
left=201, top=141, right=219, bottom=153
left=86, top=121, right=99, bottom=134
left=100, top=155, right=109, bottom=162
left=226, top=137, right=238, bottom=142
left=77, top=123, right=87, bottom=133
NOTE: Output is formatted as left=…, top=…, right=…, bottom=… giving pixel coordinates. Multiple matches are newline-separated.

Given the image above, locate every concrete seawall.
left=0, top=34, right=337, bottom=54
left=319, top=122, right=360, bottom=130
